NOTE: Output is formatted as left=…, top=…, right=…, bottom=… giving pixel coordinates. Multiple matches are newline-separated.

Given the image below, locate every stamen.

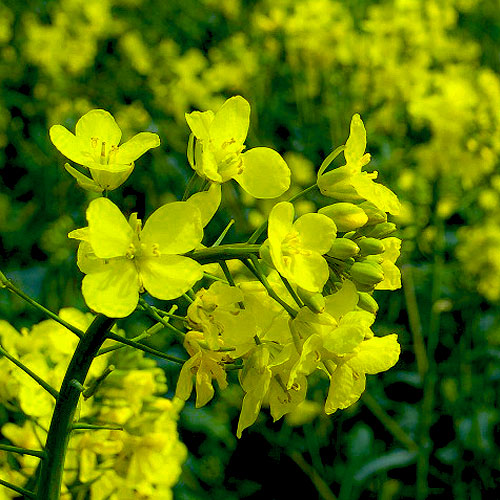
left=125, top=243, right=136, bottom=259
left=100, top=142, right=106, bottom=165
left=91, top=137, right=98, bottom=148
left=151, top=243, right=160, bottom=257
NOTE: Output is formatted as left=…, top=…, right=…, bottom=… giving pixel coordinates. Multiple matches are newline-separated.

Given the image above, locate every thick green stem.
left=36, top=315, right=115, bottom=500
left=189, top=243, right=261, bottom=264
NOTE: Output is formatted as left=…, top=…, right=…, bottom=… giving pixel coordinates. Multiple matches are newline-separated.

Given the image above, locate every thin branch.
left=0, top=443, right=45, bottom=459
left=0, top=344, right=59, bottom=400
left=0, top=478, right=36, bottom=499
left=0, top=269, right=83, bottom=339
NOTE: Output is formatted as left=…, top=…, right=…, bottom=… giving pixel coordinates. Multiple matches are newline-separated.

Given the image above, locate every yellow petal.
left=293, top=213, right=337, bottom=254
left=184, top=183, right=221, bottom=227
left=139, top=255, right=203, bottom=300
left=81, top=260, right=140, bottom=318
left=235, top=147, right=291, bottom=199
left=210, top=96, right=250, bottom=149
left=75, top=109, right=122, bottom=145
left=325, top=364, right=366, bottom=414
left=141, top=201, right=203, bottom=254
left=87, top=198, right=134, bottom=258
left=116, top=132, right=160, bottom=164
left=50, top=125, right=90, bottom=165
left=348, top=334, right=400, bottom=375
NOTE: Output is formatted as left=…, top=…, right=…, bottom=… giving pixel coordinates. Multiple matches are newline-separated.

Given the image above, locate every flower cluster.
left=0, top=309, right=187, bottom=499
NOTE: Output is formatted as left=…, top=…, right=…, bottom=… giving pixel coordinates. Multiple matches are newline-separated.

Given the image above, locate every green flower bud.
left=363, top=254, right=384, bottom=264
left=319, top=202, right=368, bottom=232
left=358, top=237, right=385, bottom=255
left=357, top=292, right=379, bottom=314
left=297, top=287, right=326, bottom=314
left=359, top=201, right=387, bottom=225
left=350, top=261, right=384, bottom=286
left=327, top=238, right=360, bottom=259
left=358, top=222, right=397, bottom=239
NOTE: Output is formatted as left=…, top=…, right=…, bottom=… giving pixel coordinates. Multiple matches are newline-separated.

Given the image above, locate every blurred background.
left=1, top=0, right=500, bottom=498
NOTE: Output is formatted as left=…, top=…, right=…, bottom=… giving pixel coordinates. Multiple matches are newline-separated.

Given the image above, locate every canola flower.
left=186, top=96, right=291, bottom=198
left=264, top=201, right=337, bottom=292
left=0, top=95, right=403, bottom=499
left=50, top=109, right=160, bottom=191
left=318, top=114, right=401, bottom=215
left=69, top=197, right=205, bottom=318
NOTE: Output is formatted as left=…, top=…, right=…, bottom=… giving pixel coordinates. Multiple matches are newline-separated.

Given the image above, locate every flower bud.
left=327, top=238, right=360, bottom=259
left=350, top=261, right=384, bottom=286
left=359, top=201, right=387, bottom=225
left=297, top=287, right=326, bottom=314
left=358, top=237, right=385, bottom=256
left=319, top=202, right=368, bottom=232
left=363, top=254, right=384, bottom=264
left=358, top=222, right=397, bottom=239
left=357, top=292, right=379, bottom=314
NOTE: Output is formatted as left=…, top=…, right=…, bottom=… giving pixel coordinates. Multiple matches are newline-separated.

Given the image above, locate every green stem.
left=0, top=344, right=59, bottom=399
left=0, top=479, right=36, bottom=499
left=139, top=298, right=185, bottom=343
left=106, top=331, right=186, bottom=364
left=246, top=256, right=297, bottom=318
left=0, top=270, right=83, bottom=338
left=189, top=243, right=261, bottom=264
left=71, top=423, right=123, bottom=431
left=36, top=315, right=115, bottom=500
left=0, top=443, right=45, bottom=459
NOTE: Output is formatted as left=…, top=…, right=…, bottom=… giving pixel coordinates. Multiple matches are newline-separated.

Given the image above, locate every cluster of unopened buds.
left=48, top=96, right=402, bottom=437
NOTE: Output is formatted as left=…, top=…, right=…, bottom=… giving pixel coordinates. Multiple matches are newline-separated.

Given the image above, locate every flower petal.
left=325, top=364, right=366, bottom=414
left=345, top=114, right=367, bottom=167
left=185, top=110, right=214, bottom=140
left=210, top=96, right=250, bottom=149
left=87, top=198, right=133, bottom=258
left=65, top=163, right=103, bottom=193
left=324, top=280, right=359, bottom=321
left=293, top=213, right=336, bottom=254
left=235, top=147, right=291, bottom=198
left=75, top=109, right=122, bottom=145
left=141, top=201, right=203, bottom=254
left=49, top=125, right=91, bottom=165
left=348, top=334, right=400, bottom=375
left=115, top=132, right=160, bottom=164
left=350, top=173, right=401, bottom=215
left=185, top=183, right=221, bottom=227
left=81, top=260, right=140, bottom=318
left=288, top=252, right=329, bottom=292
left=139, top=255, right=203, bottom=300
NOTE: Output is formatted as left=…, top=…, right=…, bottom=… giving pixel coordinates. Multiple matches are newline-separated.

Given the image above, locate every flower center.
left=90, top=137, right=119, bottom=165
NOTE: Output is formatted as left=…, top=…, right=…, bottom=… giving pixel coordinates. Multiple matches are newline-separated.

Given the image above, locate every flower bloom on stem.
left=264, top=201, right=337, bottom=292
left=318, top=114, right=401, bottom=215
left=69, top=197, right=205, bottom=318
left=50, top=109, right=160, bottom=191
left=185, top=96, right=291, bottom=198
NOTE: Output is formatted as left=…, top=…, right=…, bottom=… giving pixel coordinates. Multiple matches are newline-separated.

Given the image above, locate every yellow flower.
left=186, top=96, right=291, bottom=198
left=50, top=109, right=160, bottom=191
left=69, top=197, right=204, bottom=318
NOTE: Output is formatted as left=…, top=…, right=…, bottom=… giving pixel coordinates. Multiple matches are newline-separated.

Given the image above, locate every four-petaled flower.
left=50, top=109, right=160, bottom=191
left=265, top=201, right=337, bottom=292
left=69, top=197, right=204, bottom=318
left=186, top=96, right=291, bottom=199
